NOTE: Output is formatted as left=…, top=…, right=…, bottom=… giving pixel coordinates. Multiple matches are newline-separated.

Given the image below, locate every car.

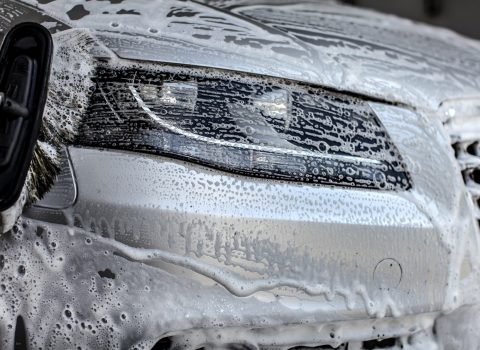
left=0, top=0, right=479, bottom=349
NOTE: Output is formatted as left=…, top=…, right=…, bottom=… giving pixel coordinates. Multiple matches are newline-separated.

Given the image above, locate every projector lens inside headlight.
left=77, top=65, right=410, bottom=190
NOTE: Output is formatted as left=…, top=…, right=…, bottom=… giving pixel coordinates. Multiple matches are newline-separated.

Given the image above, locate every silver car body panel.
left=2, top=0, right=480, bottom=111
left=0, top=215, right=442, bottom=349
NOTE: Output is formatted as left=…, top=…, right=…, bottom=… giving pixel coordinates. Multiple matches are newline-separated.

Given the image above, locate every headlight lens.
left=77, top=65, right=410, bottom=190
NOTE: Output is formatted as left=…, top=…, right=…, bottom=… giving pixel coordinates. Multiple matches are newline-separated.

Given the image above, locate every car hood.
left=7, top=0, right=480, bottom=111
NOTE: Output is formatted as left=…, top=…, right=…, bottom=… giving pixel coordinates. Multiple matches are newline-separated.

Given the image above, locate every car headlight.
left=76, top=64, right=411, bottom=190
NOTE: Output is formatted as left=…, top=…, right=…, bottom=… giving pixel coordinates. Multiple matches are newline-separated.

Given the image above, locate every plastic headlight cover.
left=77, top=66, right=410, bottom=190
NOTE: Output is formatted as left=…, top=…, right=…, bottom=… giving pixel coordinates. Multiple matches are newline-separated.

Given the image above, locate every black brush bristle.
left=26, top=29, right=96, bottom=205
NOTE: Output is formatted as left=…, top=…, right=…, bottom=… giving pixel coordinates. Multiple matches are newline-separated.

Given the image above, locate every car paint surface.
left=0, top=0, right=479, bottom=349
left=2, top=0, right=480, bottom=110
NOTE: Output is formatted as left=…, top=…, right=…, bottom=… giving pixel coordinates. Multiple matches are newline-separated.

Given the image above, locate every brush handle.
left=0, top=92, right=29, bottom=119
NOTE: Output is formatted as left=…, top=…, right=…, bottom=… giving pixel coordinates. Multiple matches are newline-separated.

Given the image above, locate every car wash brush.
left=0, top=23, right=95, bottom=233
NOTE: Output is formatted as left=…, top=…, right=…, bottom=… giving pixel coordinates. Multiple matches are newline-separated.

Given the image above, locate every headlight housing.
left=77, top=64, right=410, bottom=190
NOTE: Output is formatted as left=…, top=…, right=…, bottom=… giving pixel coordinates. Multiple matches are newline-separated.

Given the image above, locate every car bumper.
left=22, top=103, right=479, bottom=348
